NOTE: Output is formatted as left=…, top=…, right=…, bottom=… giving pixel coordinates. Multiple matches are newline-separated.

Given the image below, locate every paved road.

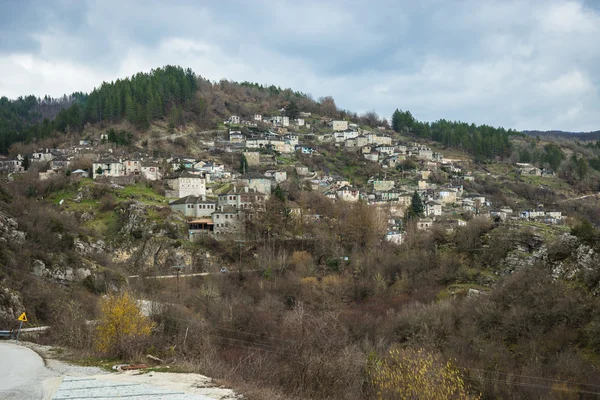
left=0, top=342, right=237, bottom=399
left=0, top=342, right=55, bottom=399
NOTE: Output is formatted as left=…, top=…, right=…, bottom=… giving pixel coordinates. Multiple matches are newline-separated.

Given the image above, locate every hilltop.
left=2, top=66, right=600, bottom=399
left=524, top=129, right=600, bottom=141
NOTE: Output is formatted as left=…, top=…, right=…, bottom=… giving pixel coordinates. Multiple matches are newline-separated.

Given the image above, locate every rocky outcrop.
left=31, top=259, right=95, bottom=283
left=501, top=233, right=600, bottom=293
left=104, top=201, right=194, bottom=274
left=115, top=237, right=194, bottom=274
left=0, top=210, right=26, bottom=243
left=0, top=286, right=24, bottom=322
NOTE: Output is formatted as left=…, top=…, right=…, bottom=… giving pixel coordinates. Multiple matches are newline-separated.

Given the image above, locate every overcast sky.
left=1, top=0, right=599, bottom=131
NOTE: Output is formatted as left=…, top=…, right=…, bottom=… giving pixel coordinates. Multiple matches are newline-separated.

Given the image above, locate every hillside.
left=3, top=67, right=600, bottom=399
left=525, top=129, right=600, bottom=141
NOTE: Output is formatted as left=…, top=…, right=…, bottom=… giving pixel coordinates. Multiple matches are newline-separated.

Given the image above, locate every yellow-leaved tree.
left=369, top=347, right=480, bottom=400
left=95, top=292, right=154, bottom=357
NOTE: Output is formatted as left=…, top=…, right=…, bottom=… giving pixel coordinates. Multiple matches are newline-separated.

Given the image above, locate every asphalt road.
left=0, top=342, right=54, bottom=399
left=0, top=342, right=236, bottom=399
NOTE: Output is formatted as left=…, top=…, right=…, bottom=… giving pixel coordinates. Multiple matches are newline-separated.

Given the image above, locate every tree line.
left=392, top=109, right=517, bottom=160
left=0, top=66, right=199, bottom=154
left=0, top=94, right=86, bottom=154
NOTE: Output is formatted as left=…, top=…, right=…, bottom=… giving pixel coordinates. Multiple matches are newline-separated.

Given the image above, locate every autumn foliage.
left=369, top=347, right=479, bottom=400
left=95, top=292, right=154, bottom=357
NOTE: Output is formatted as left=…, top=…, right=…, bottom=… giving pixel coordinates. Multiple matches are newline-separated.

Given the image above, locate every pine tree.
left=273, top=184, right=285, bottom=202
left=392, top=109, right=402, bottom=132
left=409, top=191, right=424, bottom=219
left=125, top=92, right=136, bottom=124
left=284, top=101, right=299, bottom=119
left=239, top=154, right=249, bottom=174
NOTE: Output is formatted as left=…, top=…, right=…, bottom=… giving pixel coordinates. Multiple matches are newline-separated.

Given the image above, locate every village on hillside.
left=0, top=112, right=565, bottom=244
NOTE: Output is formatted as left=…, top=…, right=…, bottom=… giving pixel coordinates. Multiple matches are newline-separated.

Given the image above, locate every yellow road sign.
left=17, top=312, right=27, bottom=322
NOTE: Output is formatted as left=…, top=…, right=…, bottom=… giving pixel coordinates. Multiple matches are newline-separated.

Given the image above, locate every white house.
left=425, top=200, right=443, bottom=217
left=334, top=130, right=359, bottom=143
left=375, top=145, right=395, bottom=156
left=169, top=195, right=217, bottom=218
left=336, top=185, right=360, bottom=202
left=254, top=114, right=262, bottom=121
left=228, top=130, right=245, bottom=143
left=31, top=150, right=54, bottom=163
left=385, top=232, right=405, bottom=244
left=272, top=116, right=290, bottom=127
left=93, top=156, right=125, bottom=179
left=164, top=170, right=206, bottom=198
left=227, top=115, right=241, bottom=125
left=141, top=163, right=162, bottom=181
left=284, top=134, right=299, bottom=146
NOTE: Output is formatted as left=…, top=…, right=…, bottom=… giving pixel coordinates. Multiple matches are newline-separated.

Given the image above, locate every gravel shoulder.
left=4, top=341, right=240, bottom=400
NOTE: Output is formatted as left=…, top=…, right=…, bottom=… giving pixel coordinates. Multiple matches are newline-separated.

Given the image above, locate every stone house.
left=228, top=130, right=245, bottom=143
left=334, top=130, right=359, bottom=142
left=164, top=170, right=206, bottom=198
left=336, top=185, right=360, bottom=202
left=0, top=157, right=24, bottom=174
left=332, top=120, right=349, bottom=131
left=227, top=115, right=241, bottom=125
left=437, top=188, right=458, bottom=204
left=375, top=145, right=395, bottom=156
left=417, top=218, right=433, bottom=230
left=124, top=159, right=141, bottom=176
left=372, top=135, right=392, bottom=145
left=218, top=185, right=266, bottom=209
left=372, top=178, right=395, bottom=192
left=238, top=173, right=272, bottom=196
left=93, top=155, right=125, bottom=179
left=213, top=207, right=244, bottom=235
left=264, top=170, right=287, bottom=183
left=364, top=151, right=380, bottom=162
left=425, top=200, right=443, bottom=217
left=140, top=163, right=162, bottom=181
left=169, top=195, right=217, bottom=218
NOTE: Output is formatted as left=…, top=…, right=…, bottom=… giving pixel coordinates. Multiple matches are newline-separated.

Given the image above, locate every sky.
left=1, top=0, right=599, bottom=132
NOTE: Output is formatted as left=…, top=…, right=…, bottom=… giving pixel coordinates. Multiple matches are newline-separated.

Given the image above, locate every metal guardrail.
left=0, top=330, right=15, bottom=339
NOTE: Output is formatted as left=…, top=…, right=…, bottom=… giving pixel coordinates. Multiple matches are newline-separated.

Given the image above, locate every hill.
left=4, top=66, right=600, bottom=399
left=2, top=65, right=518, bottom=162
left=524, top=129, right=600, bottom=141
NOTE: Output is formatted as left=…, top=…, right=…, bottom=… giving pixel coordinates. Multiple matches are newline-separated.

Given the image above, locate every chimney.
left=245, top=186, right=249, bottom=193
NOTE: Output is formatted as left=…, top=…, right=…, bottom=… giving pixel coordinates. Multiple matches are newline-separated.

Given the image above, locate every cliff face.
left=501, top=232, right=600, bottom=293
left=105, top=201, right=203, bottom=275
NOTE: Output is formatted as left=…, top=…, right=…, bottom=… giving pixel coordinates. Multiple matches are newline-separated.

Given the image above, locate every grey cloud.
left=0, top=0, right=599, bottom=131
